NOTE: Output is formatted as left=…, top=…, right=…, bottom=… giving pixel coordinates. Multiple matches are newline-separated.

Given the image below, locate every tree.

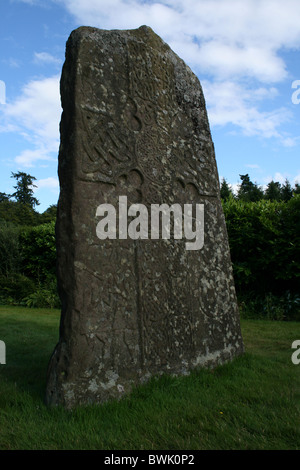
left=264, top=180, right=282, bottom=201
left=0, top=200, right=40, bottom=226
left=220, top=178, right=234, bottom=201
left=40, top=204, right=57, bottom=224
left=280, top=179, right=293, bottom=202
left=0, top=192, right=9, bottom=203
left=10, top=171, right=40, bottom=208
left=294, top=183, right=300, bottom=195
left=237, top=174, right=264, bottom=202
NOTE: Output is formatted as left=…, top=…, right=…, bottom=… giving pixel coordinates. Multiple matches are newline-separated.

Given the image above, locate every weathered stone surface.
left=45, top=25, right=244, bottom=408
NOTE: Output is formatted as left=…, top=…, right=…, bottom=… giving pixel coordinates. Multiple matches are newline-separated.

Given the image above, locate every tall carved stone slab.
left=45, top=26, right=244, bottom=408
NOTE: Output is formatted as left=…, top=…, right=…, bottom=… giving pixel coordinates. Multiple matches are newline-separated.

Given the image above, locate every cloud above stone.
left=3, top=0, right=300, bottom=164
left=57, top=0, right=300, bottom=81
left=53, top=0, right=300, bottom=144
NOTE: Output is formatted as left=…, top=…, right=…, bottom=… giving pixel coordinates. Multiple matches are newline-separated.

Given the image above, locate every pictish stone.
left=45, top=25, right=244, bottom=408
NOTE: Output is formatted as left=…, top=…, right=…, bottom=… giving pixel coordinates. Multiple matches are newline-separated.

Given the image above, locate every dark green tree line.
left=220, top=174, right=300, bottom=202
left=0, top=171, right=299, bottom=318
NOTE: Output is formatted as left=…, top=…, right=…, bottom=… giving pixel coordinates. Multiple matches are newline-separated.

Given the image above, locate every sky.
left=1, top=0, right=300, bottom=213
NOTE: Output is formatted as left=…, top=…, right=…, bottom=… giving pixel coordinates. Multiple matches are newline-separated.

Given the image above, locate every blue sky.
left=1, top=0, right=300, bottom=212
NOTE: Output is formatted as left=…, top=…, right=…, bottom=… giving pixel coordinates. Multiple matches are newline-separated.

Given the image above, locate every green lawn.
left=0, top=305, right=299, bottom=450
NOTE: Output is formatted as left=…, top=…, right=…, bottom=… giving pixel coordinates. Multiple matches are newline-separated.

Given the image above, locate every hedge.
left=222, top=195, right=300, bottom=296
left=0, top=196, right=299, bottom=316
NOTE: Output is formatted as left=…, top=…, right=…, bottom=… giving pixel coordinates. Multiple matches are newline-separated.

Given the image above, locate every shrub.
left=0, top=221, right=59, bottom=308
left=19, top=222, right=56, bottom=283
left=238, top=291, right=300, bottom=321
left=0, top=274, right=36, bottom=304
left=222, top=195, right=300, bottom=297
left=23, top=282, right=60, bottom=309
left=0, top=222, right=22, bottom=276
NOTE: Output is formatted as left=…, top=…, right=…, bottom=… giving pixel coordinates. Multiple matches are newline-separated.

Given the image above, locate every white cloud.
left=294, top=174, right=300, bottom=184
left=12, top=0, right=43, bottom=4
left=274, top=172, right=288, bottom=185
left=3, top=0, right=300, bottom=171
left=14, top=149, right=54, bottom=168
left=194, top=41, right=287, bottom=83
left=53, top=0, right=300, bottom=144
left=263, top=172, right=300, bottom=186
left=33, top=52, right=62, bottom=66
left=202, top=80, right=292, bottom=142
left=56, top=0, right=300, bottom=80
left=230, top=183, right=240, bottom=195
left=36, top=176, right=59, bottom=191
left=5, top=75, right=61, bottom=143
left=2, top=58, right=22, bottom=68
left=1, top=75, right=61, bottom=167
left=280, top=136, right=300, bottom=148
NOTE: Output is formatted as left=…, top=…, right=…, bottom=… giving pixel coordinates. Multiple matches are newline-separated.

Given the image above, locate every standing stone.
left=45, top=25, right=244, bottom=408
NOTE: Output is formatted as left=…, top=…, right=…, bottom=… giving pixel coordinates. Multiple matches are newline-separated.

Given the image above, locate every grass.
left=0, top=305, right=299, bottom=450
